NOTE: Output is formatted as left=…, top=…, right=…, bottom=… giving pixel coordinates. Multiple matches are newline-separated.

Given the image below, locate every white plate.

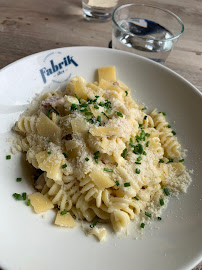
left=0, top=47, right=201, bottom=270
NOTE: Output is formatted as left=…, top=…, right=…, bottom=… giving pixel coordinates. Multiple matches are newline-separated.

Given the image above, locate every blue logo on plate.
left=40, top=53, right=78, bottom=84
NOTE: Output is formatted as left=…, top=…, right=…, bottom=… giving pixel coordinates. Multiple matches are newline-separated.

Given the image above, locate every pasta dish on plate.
left=13, top=66, right=191, bottom=241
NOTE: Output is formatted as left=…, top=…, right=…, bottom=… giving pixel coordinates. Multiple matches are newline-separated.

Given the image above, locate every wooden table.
left=0, top=0, right=201, bottom=269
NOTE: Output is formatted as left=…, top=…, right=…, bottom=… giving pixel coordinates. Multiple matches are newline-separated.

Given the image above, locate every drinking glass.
left=112, top=3, right=184, bottom=63
left=82, top=0, right=119, bottom=22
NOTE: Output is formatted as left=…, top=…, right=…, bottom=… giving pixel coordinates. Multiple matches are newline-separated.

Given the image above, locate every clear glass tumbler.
left=112, top=3, right=184, bottom=63
left=82, top=0, right=119, bottom=22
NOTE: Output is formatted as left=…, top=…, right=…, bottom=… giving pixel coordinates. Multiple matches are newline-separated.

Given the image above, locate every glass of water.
left=112, top=3, right=184, bottom=63
left=82, top=0, right=119, bottom=22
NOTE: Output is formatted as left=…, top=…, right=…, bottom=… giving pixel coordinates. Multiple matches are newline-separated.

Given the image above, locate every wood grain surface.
left=0, top=0, right=201, bottom=269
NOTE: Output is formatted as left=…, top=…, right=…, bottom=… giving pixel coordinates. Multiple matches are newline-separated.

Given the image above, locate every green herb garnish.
left=124, top=182, right=131, bottom=187
left=61, top=210, right=67, bottom=215
left=136, top=168, right=141, bottom=174
left=51, top=106, right=59, bottom=115
left=145, top=212, right=152, bottom=218
left=70, top=104, right=78, bottom=111
left=172, top=131, right=176, bottom=135
left=104, top=168, right=113, bottom=172
left=146, top=141, right=150, bottom=147
left=63, top=153, right=68, bottom=158
left=164, top=188, right=170, bottom=196
left=121, top=148, right=127, bottom=158
left=140, top=223, right=145, bottom=228
left=144, top=115, right=147, bottom=120
left=125, top=91, right=128, bottom=96
left=160, top=198, right=164, bottom=206
left=168, top=158, right=174, bottom=163
left=157, top=217, right=162, bottom=221
left=159, top=159, right=164, bottom=163
left=116, top=111, right=123, bottom=117
left=134, top=196, right=139, bottom=201
left=61, top=164, right=67, bottom=169
left=115, top=181, right=119, bottom=186
left=90, top=220, right=99, bottom=228
left=101, top=112, right=109, bottom=119
left=179, top=159, right=184, bottom=162
left=22, top=192, right=27, bottom=200
left=26, top=199, right=31, bottom=206
left=167, top=125, right=171, bottom=128
left=6, top=155, right=11, bottom=160
left=85, top=157, right=89, bottom=161
left=47, top=151, right=51, bottom=155
left=16, top=178, right=22, bottom=182
left=94, top=105, right=99, bottom=109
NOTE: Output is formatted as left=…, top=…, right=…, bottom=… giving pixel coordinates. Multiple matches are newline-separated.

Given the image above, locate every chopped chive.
left=145, top=133, right=150, bottom=137
left=47, top=151, right=51, bottom=155
left=87, top=98, right=93, bottom=104
left=162, top=112, right=166, bottom=116
left=16, top=178, right=22, bottom=182
left=61, top=210, right=67, bottom=215
left=90, top=220, right=99, bottom=228
left=104, top=168, right=113, bottom=172
left=6, top=155, right=11, bottom=160
left=22, top=192, right=27, bottom=200
left=143, top=151, right=147, bottom=155
left=130, top=138, right=133, bottom=143
left=140, top=223, right=145, bottom=228
left=70, top=104, right=78, bottom=111
left=135, top=162, right=141, bottom=165
left=134, top=196, right=139, bottom=201
left=12, top=193, right=23, bottom=200
left=125, top=90, right=128, bottom=96
left=63, top=153, right=68, bottom=158
left=101, top=112, right=109, bottom=119
left=80, top=102, right=88, bottom=107
left=145, top=212, right=152, bottom=218
left=95, top=95, right=99, bottom=98
left=159, top=159, right=164, bottom=163
left=97, top=116, right=101, bottom=123
left=168, top=158, right=174, bottom=163
left=47, top=108, right=51, bottom=118
left=157, top=217, right=162, bottom=221
left=115, top=181, right=119, bottom=186
left=124, top=182, right=131, bottom=187
left=80, top=108, right=88, bottom=112
left=137, top=157, right=142, bottom=162
left=142, top=107, right=147, bottom=110
left=139, top=123, right=143, bottom=127
left=136, top=168, right=141, bottom=174
left=121, top=148, right=127, bottom=158
left=94, top=105, right=99, bottom=109
left=85, top=112, right=93, bottom=116
left=172, top=131, right=176, bottom=135
left=116, top=111, right=123, bottom=117
left=160, top=198, right=164, bottom=206
left=75, top=93, right=81, bottom=103
left=164, top=188, right=170, bottom=196
left=167, top=125, right=171, bottom=128
left=85, top=157, right=89, bottom=161
left=94, top=157, right=98, bottom=164
left=61, top=164, right=67, bottom=169
left=179, top=159, right=184, bottom=162
left=51, top=106, right=59, bottom=115
left=146, top=141, right=150, bottom=147
left=144, top=115, right=147, bottom=120
left=94, top=151, right=100, bottom=156
left=138, top=144, right=144, bottom=154
left=26, top=199, right=31, bottom=206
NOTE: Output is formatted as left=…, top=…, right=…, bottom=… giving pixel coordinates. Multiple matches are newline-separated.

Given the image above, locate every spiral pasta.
left=13, top=66, right=191, bottom=239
